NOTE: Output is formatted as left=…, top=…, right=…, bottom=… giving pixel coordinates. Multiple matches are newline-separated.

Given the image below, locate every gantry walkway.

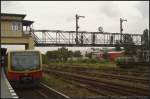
left=31, top=30, right=144, bottom=48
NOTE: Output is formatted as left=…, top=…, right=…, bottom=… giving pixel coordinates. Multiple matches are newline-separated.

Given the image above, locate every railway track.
left=44, top=69, right=149, bottom=96
left=80, top=71, right=149, bottom=84
left=45, top=66, right=149, bottom=85
left=54, top=74, right=120, bottom=96
left=46, top=65, right=149, bottom=77
left=63, top=70, right=149, bottom=85
left=14, top=82, right=70, bottom=99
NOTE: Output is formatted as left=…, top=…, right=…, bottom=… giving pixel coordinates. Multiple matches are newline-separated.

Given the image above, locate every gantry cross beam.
left=31, top=30, right=143, bottom=48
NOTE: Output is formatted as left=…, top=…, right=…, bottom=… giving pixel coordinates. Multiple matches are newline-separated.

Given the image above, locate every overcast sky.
left=1, top=1, right=149, bottom=53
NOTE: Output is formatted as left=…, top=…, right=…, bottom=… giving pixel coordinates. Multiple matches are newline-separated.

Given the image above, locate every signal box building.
left=1, top=13, right=35, bottom=49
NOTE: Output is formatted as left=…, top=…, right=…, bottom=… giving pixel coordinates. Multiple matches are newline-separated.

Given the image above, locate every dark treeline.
left=42, top=47, right=82, bottom=63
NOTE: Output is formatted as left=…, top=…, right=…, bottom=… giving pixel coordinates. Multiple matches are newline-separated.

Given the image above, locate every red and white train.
left=1, top=49, right=42, bottom=87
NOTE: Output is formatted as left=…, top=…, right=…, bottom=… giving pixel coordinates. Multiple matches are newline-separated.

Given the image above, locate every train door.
left=1, top=48, right=7, bottom=67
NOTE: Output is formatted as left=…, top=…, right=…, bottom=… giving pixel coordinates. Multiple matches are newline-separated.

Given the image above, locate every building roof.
left=22, top=20, right=34, bottom=26
left=108, top=51, right=124, bottom=54
left=93, top=51, right=124, bottom=55
left=1, top=13, right=34, bottom=25
left=1, top=13, right=26, bottom=18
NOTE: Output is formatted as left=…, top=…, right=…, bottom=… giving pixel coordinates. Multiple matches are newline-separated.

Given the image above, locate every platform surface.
left=1, top=68, right=18, bottom=98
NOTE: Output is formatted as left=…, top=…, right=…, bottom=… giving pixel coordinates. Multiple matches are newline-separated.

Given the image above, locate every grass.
left=44, top=57, right=116, bottom=68
left=41, top=73, right=99, bottom=97
left=46, top=61, right=117, bottom=69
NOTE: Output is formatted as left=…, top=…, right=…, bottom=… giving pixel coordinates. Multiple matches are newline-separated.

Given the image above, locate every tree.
left=58, top=47, right=69, bottom=61
left=141, top=29, right=149, bottom=62
left=122, top=34, right=136, bottom=56
left=46, top=50, right=58, bottom=60
left=68, top=50, right=74, bottom=58
left=123, top=34, right=134, bottom=45
left=103, top=51, right=109, bottom=59
left=73, top=50, right=82, bottom=57
left=91, top=48, right=95, bottom=51
left=42, top=54, right=48, bottom=64
left=115, top=40, right=122, bottom=51
left=142, top=29, right=149, bottom=50
left=85, top=52, right=92, bottom=59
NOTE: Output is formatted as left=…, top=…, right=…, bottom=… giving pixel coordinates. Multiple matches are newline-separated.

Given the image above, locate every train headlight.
left=24, top=73, right=28, bottom=76
left=24, top=70, right=29, bottom=76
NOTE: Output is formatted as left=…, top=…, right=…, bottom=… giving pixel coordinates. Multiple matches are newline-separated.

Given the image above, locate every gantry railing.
left=31, top=30, right=143, bottom=47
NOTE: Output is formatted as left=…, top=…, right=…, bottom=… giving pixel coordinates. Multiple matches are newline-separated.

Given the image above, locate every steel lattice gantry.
left=31, top=30, right=143, bottom=47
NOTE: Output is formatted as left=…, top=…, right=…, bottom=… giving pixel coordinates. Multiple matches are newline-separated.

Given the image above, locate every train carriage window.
left=11, top=52, right=40, bottom=71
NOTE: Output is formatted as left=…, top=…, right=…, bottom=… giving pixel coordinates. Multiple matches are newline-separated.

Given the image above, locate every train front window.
left=11, top=52, right=40, bottom=71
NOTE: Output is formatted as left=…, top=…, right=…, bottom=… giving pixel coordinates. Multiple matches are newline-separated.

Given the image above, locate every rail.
left=14, top=82, right=70, bottom=99
left=44, top=69, right=149, bottom=96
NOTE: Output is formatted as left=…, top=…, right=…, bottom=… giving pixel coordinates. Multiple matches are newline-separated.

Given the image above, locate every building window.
left=12, top=22, right=21, bottom=31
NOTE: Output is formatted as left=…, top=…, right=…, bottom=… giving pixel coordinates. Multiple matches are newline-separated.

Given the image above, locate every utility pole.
left=148, top=29, right=150, bottom=63
left=75, top=14, right=85, bottom=44
left=120, top=18, right=127, bottom=43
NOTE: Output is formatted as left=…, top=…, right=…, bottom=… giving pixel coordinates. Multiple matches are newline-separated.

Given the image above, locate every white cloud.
left=1, top=1, right=149, bottom=52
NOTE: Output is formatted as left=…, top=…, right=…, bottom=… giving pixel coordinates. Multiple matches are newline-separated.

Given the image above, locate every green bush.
left=67, top=58, right=101, bottom=64
left=99, top=59, right=109, bottom=64
left=79, top=59, right=89, bottom=63
left=89, top=58, right=99, bottom=63
left=67, top=59, right=74, bottom=64
left=116, top=57, right=137, bottom=68
left=42, top=54, right=49, bottom=64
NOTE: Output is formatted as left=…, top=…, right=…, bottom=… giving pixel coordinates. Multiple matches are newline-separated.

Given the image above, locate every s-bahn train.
left=3, top=50, right=42, bottom=87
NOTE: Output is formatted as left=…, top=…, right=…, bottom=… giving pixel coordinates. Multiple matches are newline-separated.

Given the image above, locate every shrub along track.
left=14, top=82, right=70, bottom=99
left=44, top=68, right=149, bottom=96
